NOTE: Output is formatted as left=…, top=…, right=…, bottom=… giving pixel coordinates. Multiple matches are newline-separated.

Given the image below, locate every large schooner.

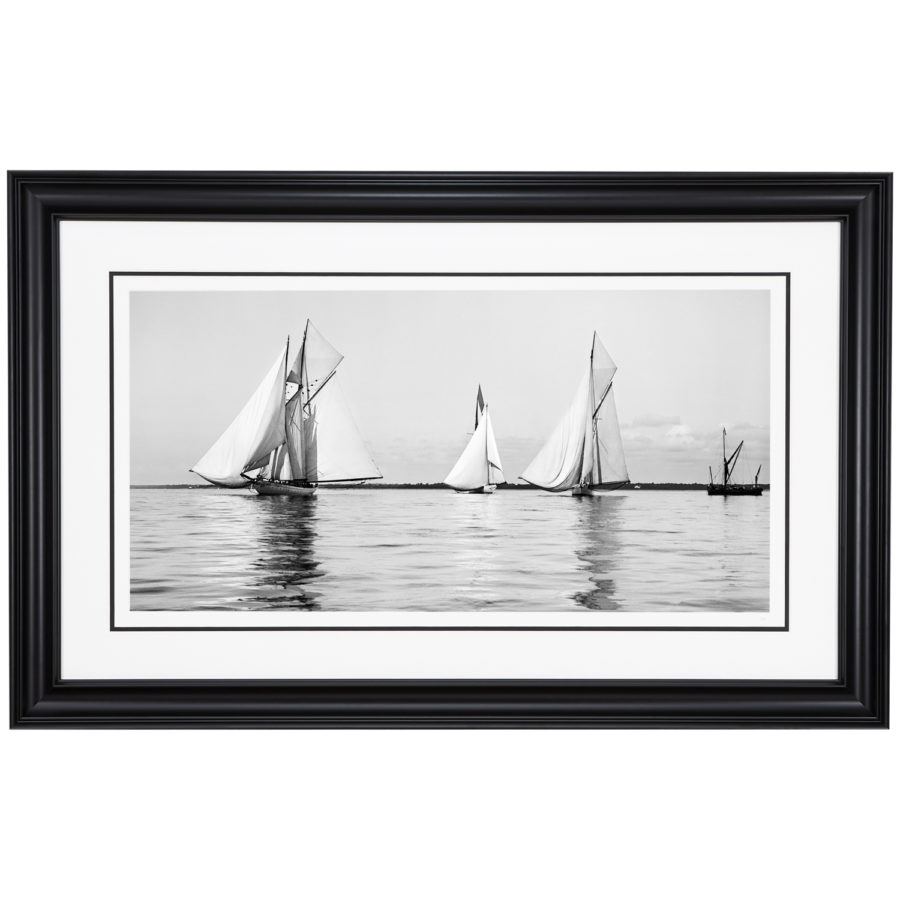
left=520, top=331, right=629, bottom=497
left=444, top=386, right=506, bottom=494
left=190, top=321, right=381, bottom=497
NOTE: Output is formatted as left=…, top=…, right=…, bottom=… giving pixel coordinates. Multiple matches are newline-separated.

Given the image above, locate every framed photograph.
left=8, top=171, right=890, bottom=727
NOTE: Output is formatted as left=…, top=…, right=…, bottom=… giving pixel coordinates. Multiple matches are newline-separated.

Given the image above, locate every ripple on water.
left=129, top=489, right=770, bottom=613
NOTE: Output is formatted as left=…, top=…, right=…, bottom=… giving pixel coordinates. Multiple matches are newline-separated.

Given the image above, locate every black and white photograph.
left=125, top=279, right=781, bottom=624
left=4, top=3, right=896, bottom=899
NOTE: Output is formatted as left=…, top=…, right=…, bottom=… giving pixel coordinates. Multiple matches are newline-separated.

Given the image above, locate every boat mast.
left=589, top=338, right=600, bottom=486
left=485, top=404, right=491, bottom=486
left=297, top=320, right=310, bottom=480
left=726, top=442, right=744, bottom=484
left=299, top=320, right=309, bottom=401
left=722, top=427, right=728, bottom=486
left=277, top=335, right=290, bottom=482
left=587, top=336, right=619, bottom=486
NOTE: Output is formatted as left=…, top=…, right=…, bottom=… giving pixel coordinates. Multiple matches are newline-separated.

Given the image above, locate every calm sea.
left=130, top=488, right=770, bottom=612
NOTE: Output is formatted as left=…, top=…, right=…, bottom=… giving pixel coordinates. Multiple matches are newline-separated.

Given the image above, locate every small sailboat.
left=707, top=428, right=764, bottom=496
left=444, top=386, right=506, bottom=493
left=191, top=321, right=381, bottom=496
left=521, top=331, right=629, bottom=497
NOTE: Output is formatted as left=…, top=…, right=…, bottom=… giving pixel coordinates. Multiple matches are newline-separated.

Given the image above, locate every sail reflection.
left=571, top=495, right=624, bottom=610
left=443, top=492, right=505, bottom=607
left=131, top=488, right=770, bottom=613
left=241, top=496, right=323, bottom=609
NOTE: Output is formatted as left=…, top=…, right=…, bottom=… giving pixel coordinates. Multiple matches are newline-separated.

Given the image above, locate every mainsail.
left=190, top=346, right=289, bottom=487
left=445, top=389, right=505, bottom=491
left=520, top=332, right=629, bottom=492
left=191, top=321, right=381, bottom=488
left=297, top=376, right=381, bottom=482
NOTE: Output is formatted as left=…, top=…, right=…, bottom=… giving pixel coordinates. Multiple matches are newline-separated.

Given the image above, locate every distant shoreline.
left=131, top=482, right=768, bottom=492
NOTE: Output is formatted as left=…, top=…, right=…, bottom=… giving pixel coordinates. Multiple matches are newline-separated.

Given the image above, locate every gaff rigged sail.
left=521, top=331, right=628, bottom=491
left=191, top=321, right=381, bottom=488
left=190, top=346, right=289, bottom=487
left=520, top=368, right=592, bottom=492
left=300, top=376, right=382, bottom=482
left=593, top=385, right=628, bottom=484
left=277, top=322, right=380, bottom=483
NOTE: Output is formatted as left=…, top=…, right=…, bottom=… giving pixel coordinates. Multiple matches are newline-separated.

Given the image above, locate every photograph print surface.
left=123, top=276, right=781, bottom=626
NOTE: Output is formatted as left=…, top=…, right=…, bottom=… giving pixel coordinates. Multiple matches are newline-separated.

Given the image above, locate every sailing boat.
left=444, top=385, right=506, bottom=494
left=190, top=321, right=381, bottom=497
left=520, top=331, right=629, bottom=497
left=707, top=428, right=764, bottom=496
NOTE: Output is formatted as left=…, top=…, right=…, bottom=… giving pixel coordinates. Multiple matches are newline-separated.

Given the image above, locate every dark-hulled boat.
left=707, top=428, right=764, bottom=496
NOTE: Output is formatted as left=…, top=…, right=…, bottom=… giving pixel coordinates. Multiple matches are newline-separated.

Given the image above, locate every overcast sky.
left=129, top=289, right=770, bottom=484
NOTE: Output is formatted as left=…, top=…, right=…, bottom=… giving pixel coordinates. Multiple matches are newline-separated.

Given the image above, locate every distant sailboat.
left=707, top=428, right=764, bottom=496
left=190, top=321, right=381, bottom=497
left=521, top=331, right=629, bottom=497
left=444, top=386, right=506, bottom=494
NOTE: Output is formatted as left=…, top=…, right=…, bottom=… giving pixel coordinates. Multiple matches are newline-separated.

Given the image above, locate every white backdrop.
left=1, top=2, right=896, bottom=899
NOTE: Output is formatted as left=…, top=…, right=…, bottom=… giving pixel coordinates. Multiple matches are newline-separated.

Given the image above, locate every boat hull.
left=571, top=481, right=628, bottom=497
left=251, top=479, right=317, bottom=498
left=707, top=485, right=764, bottom=496
left=454, top=484, right=497, bottom=494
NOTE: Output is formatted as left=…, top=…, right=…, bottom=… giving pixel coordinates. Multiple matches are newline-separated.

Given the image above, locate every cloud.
left=624, top=413, right=682, bottom=428
left=620, top=430, right=655, bottom=445
left=663, top=423, right=700, bottom=447
left=618, top=420, right=771, bottom=483
left=728, top=421, right=766, bottom=433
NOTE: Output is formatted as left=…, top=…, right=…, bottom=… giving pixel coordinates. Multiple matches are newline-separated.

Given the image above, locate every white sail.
left=589, top=331, right=617, bottom=411
left=595, top=385, right=628, bottom=484
left=288, top=320, right=343, bottom=400
left=484, top=409, right=505, bottom=484
left=521, top=331, right=627, bottom=491
left=579, top=332, right=617, bottom=484
left=300, top=376, right=381, bottom=482
left=190, top=346, right=288, bottom=487
left=272, top=443, right=291, bottom=480
left=282, top=392, right=305, bottom=478
left=520, top=368, right=591, bottom=491
left=194, top=322, right=380, bottom=490
left=445, top=412, right=490, bottom=491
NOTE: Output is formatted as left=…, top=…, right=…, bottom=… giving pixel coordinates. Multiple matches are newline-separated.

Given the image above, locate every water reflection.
left=571, top=495, right=623, bottom=610
left=240, top=495, right=323, bottom=609
left=130, top=489, right=771, bottom=613
left=444, top=492, right=503, bottom=608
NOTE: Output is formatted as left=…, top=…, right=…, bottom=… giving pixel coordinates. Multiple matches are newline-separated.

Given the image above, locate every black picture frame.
left=8, top=171, right=891, bottom=728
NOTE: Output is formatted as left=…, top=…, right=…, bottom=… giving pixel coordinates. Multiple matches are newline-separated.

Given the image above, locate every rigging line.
left=592, top=380, right=613, bottom=418
left=298, top=319, right=309, bottom=401
left=303, top=368, right=339, bottom=408
left=727, top=441, right=744, bottom=470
